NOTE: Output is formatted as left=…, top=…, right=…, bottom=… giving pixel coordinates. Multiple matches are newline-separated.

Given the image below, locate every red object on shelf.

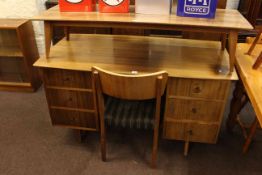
left=59, top=0, right=96, bottom=12
left=99, top=0, right=129, bottom=13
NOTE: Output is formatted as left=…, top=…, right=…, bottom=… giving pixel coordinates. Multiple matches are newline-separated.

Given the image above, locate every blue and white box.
left=177, top=0, right=218, bottom=18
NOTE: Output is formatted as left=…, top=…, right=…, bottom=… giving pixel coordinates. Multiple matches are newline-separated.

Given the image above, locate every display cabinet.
left=0, top=19, right=41, bottom=92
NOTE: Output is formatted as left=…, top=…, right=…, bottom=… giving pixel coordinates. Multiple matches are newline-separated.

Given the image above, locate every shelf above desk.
left=0, top=46, right=23, bottom=57
left=33, top=6, right=252, bottom=31
left=33, top=5, right=253, bottom=73
left=34, top=34, right=237, bottom=80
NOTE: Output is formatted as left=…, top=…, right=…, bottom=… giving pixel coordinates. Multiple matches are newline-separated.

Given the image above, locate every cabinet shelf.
left=0, top=46, right=23, bottom=57
left=0, top=73, right=28, bottom=82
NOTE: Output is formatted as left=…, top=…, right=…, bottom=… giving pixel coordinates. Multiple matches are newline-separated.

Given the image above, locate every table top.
left=236, top=43, right=262, bottom=125
left=34, top=34, right=237, bottom=80
left=0, top=19, right=28, bottom=29
left=33, top=5, right=253, bottom=31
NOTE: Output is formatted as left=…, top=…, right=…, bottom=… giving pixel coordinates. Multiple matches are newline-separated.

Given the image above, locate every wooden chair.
left=239, top=30, right=262, bottom=153
left=92, top=67, right=168, bottom=168
left=246, top=26, right=262, bottom=69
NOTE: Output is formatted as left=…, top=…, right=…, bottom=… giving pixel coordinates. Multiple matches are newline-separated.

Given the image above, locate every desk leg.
left=227, top=81, right=249, bottom=132
left=228, top=31, right=238, bottom=73
left=44, top=22, right=53, bottom=58
left=221, top=33, right=227, bottom=51
left=64, top=26, right=70, bottom=41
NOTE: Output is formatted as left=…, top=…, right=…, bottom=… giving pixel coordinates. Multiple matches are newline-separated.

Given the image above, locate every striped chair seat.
left=104, top=96, right=156, bottom=130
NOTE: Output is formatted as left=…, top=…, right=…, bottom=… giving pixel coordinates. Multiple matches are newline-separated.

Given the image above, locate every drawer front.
left=43, top=69, right=92, bottom=89
left=168, top=78, right=229, bottom=100
left=50, top=109, right=97, bottom=130
left=163, top=122, right=219, bottom=144
left=166, top=99, right=222, bottom=122
left=46, top=89, right=94, bottom=109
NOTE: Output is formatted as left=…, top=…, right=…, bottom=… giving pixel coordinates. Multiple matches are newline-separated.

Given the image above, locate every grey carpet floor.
left=0, top=85, right=262, bottom=175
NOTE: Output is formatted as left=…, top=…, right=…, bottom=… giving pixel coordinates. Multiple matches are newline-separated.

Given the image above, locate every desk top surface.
left=34, top=34, right=237, bottom=80
left=236, top=43, right=262, bottom=125
left=33, top=6, right=252, bottom=31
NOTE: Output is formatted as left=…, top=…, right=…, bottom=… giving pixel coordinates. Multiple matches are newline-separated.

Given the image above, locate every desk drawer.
left=166, top=98, right=222, bottom=122
left=163, top=122, right=218, bottom=143
left=50, top=109, right=97, bottom=130
left=43, top=69, right=92, bottom=89
left=46, top=89, right=94, bottom=109
left=168, top=78, right=229, bottom=100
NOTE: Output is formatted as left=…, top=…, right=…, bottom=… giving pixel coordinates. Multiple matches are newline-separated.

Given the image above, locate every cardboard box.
left=59, top=0, right=96, bottom=12
left=136, top=0, right=172, bottom=15
left=99, top=0, right=129, bottom=13
left=177, top=0, right=218, bottom=18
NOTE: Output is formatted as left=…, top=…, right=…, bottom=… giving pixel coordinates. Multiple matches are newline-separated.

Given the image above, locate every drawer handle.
left=191, top=108, right=197, bottom=114
left=193, top=86, right=201, bottom=93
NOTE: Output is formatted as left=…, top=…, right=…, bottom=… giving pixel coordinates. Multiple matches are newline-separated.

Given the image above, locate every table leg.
left=228, top=31, right=238, bottom=73
left=44, top=21, right=53, bottom=58
left=227, top=81, right=249, bottom=132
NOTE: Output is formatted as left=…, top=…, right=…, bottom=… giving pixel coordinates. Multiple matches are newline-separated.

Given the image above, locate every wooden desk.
left=33, top=5, right=253, bottom=73
left=227, top=44, right=262, bottom=130
left=34, top=34, right=237, bottom=155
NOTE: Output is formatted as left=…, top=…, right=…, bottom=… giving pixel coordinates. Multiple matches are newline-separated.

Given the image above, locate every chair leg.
left=151, top=128, right=159, bottom=168
left=100, top=126, right=107, bottom=161
left=184, top=141, right=190, bottom=156
left=243, top=118, right=259, bottom=154
left=252, top=52, right=262, bottom=69
left=247, top=31, right=261, bottom=55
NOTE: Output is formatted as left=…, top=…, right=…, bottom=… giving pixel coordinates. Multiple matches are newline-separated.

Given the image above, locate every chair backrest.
left=92, top=66, right=168, bottom=100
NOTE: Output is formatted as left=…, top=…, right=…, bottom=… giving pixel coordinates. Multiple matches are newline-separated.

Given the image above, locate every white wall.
left=0, top=0, right=47, bottom=55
